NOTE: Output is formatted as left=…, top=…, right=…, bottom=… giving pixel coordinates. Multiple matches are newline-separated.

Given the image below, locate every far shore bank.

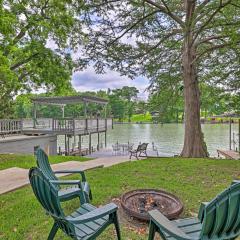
left=114, top=120, right=239, bottom=125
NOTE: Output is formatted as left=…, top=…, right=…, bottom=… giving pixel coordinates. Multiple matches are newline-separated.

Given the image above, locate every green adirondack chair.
left=29, top=167, right=121, bottom=240
left=35, top=148, right=92, bottom=203
left=148, top=182, right=240, bottom=240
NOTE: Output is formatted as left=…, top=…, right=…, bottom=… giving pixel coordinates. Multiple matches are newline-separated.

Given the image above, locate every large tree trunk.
left=181, top=1, right=209, bottom=157
left=181, top=45, right=208, bottom=157
left=181, top=53, right=208, bottom=157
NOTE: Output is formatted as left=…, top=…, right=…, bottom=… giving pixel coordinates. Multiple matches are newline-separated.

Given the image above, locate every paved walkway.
left=0, top=155, right=134, bottom=195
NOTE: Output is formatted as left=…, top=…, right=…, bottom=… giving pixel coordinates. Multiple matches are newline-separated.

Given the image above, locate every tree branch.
left=193, top=0, right=232, bottom=42
left=195, top=0, right=211, bottom=15
left=144, top=0, right=184, bottom=27
left=137, top=29, right=182, bottom=59
left=195, top=35, right=228, bottom=46
left=89, top=0, right=121, bottom=8
left=12, top=24, right=31, bottom=45
left=10, top=53, right=39, bottom=71
left=194, top=42, right=236, bottom=63
left=230, top=2, right=240, bottom=8
left=108, top=10, right=159, bottom=46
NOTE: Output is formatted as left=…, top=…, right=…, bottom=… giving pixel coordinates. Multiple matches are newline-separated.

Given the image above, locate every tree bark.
left=181, top=0, right=209, bottom=158
left=181, top=45, right=208, bottom=157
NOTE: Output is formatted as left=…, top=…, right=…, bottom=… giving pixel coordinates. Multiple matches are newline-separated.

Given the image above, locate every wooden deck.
left=0, top=118, right=113, bottom=136
left=217, top=149, right=240, bottom=160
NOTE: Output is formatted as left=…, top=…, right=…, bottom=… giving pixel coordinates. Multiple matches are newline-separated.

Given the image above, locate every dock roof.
left=31, top=95, right=108, bottom=106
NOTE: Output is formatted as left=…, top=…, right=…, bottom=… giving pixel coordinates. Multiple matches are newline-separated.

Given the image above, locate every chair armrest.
left=149, top=210, right=194, bottom=240
left=66, top=203, right=118, bottom=224
left=50, top=180, right=82, bottom=188
left=231, top=180, right=240, bottom=185
left=54, top=170, right=86, bottom=181
left=198, top=202, right=208, bottom=220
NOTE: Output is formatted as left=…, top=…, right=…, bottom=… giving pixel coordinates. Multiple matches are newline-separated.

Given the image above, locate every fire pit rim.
left=120, top=188, right=184, bottom=221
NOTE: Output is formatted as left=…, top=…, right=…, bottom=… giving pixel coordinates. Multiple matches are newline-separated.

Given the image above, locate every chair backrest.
left=29, top=167, right=75, bottom=236
left=136, top=144, right=142, bottom=151
left=140, top=143, right=148, bottom=151
left=35, top=148, right=59, bottom=187
left=200, top=182, right=240, bottom=239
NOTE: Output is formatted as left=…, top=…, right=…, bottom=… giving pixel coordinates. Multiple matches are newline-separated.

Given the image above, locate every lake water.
left=58, top=123, right=239, bottom=157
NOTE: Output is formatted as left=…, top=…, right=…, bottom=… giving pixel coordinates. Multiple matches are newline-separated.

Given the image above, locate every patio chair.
left=29, top=167, right=121, bottom=240
left=148, top=181, right=240, bottom=240
left=35, top=148, right=92, bottom=203
left=129, top=143, right=148, bottom=160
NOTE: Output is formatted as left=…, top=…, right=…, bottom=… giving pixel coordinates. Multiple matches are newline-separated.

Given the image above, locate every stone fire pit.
left=120, top=189, right=183, bottom=221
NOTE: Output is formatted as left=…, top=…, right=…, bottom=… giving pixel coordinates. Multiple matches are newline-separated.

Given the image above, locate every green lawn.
left=0, top=154, right=92, bottom=170
left=117, top=112, right=153, bottom=123
left=1, top=157, right=240, bottom=239
left=130, top=113, right=152, bottom=122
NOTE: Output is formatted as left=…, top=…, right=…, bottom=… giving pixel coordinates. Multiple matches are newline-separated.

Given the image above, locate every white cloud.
left=72, top=66, right=149, bottom=100
left=44, top=35, right=150, bottom=100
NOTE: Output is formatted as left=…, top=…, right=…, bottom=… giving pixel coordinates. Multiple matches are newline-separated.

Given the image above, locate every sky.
left=72, top=67, right=149, bottom=100
left=46, top=38, right=150, bottom=100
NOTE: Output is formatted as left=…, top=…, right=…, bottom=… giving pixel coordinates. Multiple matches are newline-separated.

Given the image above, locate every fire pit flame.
left=138, top=196, right=158, bottom=213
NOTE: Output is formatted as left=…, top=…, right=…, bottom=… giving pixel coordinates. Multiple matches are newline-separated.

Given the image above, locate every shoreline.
left=114, top=121, right=239, bottom=125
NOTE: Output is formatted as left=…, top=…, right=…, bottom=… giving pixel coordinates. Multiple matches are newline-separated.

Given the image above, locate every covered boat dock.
left=0, top=95, right=113, bottom=155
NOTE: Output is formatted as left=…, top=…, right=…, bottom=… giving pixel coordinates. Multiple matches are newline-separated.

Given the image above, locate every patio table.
left=113, top=143, right=134, bottom=155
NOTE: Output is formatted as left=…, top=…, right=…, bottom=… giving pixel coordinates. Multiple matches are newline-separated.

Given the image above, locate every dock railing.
left=0, top=119, right=22, bottom=136
left=52, top=118, right=75, bottom=133
left=0, top=118, right=113, bottom=136
left=23, top=118, right=52, bottom=129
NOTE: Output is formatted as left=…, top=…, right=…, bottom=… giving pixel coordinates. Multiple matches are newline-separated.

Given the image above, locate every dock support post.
left=33, top=103, right=37, bottom=129
left=104, top=105, right=107, bottom=118
left=84, top=102, right=87, bottom=118
left=97, top=133, right=100, bottom=150
left=58, top=146, right=61, bottom=155
left=230, top=118, right=232, bottom=150
left=97, top=118, right=100, bottom=151
left=64, top=135, right=67, bottom=155
left=85, top=118, right=88, bottom=134
left=105, top=131, right=107, bottom=148
left=78, top=135, right=81, bottom=155
left=104, top=118, right=107, bottom=148
left=61, top=105, right=65, bottom=118
left=67, top=136, right=70, bottom=155
left=89, top=133, right=91, bottom=155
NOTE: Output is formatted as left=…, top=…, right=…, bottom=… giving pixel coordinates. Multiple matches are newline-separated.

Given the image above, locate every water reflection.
left=58, top=123, right=239, bottom=157
left=107, top=123, right=238, bottom=156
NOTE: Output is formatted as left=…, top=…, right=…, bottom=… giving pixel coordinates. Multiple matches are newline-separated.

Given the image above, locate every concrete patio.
left=0, top=155, right=138, bottom=195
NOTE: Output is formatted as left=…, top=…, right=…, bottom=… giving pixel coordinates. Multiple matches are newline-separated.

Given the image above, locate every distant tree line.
left=12, top=86, right=144, bottom=121
left=10, top=84, right=239, bottom=123
left=148, top=82, right=239, bottom=123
